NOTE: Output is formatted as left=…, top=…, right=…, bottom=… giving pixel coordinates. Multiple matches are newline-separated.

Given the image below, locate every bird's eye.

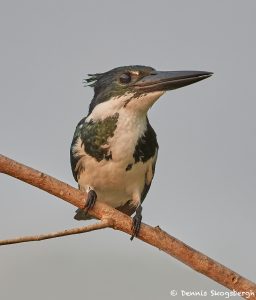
left=119, top=73, right=132, bottom=84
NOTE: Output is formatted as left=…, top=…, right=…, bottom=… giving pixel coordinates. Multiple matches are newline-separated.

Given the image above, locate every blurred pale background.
left=0, top=1, right=255, bottom=299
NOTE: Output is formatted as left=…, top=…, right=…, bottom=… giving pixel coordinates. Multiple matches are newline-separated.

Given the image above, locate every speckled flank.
left=126, top=163, right=133, bottom=171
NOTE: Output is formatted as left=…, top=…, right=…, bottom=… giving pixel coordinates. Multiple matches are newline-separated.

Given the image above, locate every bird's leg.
left=83, top=188, right=97, bottom=215
left=130, top=204, right=143, bottom=241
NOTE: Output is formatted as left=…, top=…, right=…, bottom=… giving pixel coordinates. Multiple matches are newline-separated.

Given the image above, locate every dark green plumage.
left=70, top=113, right=119, bottom=181
left=70, top=117, right=86, bottom=181
left=133, top=119, right=158, bottom=163
left=81, top=113, right=119, bottom=161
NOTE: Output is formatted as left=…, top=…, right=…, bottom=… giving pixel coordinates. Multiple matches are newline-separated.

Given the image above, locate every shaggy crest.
left=83, top=73, right=103, bottom=87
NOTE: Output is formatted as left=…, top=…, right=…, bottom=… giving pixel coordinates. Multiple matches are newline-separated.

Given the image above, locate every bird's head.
left=85, top=65, right=212, bottom=117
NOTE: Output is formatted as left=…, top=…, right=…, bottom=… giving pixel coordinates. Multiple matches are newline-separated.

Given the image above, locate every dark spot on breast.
left=105, top=151, right=112, bottom=160
left=123, top=97, right=132, bottom=108
left=80, top=113, right=119, bottom=162
left=126, top=163, right=133, bottom=171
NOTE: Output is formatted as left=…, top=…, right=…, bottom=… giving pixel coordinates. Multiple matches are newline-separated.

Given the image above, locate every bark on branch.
left=0, top=220, right=112, bottom=245
left=0, top=154, right=255, bottom=299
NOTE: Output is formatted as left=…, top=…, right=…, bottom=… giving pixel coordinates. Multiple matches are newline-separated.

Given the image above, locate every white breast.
left=78, top=156, right=154, bottom=208
left=75, top=106, right=155, bottom=208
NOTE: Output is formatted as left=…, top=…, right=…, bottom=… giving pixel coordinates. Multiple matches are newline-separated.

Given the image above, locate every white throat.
left=87, top=91, right=164, bottom=122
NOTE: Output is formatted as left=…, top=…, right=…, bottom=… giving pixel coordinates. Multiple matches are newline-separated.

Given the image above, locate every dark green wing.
left=141, top=151, right=158, bottom=204
left=135, top=118, right=158, bottom=204
left=70, top=117, right=86, bottom=182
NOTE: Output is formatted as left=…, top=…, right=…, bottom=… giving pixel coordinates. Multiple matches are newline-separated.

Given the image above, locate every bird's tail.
left=74, top=208, right=93, bottom=221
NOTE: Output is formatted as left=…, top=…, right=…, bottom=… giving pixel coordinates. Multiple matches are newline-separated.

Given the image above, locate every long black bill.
left=134, top=70, right=213, bottom=92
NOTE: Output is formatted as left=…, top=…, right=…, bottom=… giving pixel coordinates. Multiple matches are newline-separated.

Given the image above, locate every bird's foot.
left=83, top=189, right=97, bottom=215
left=130, top=205, right=142, bottom=241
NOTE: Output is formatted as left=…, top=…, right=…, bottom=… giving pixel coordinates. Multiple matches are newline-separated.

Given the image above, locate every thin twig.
left=0, top=219, right=112, bottom=245
left=0, top=154, right=256, bottom=300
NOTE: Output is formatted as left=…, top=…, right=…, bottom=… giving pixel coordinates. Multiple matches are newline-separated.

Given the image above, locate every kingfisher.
left=70, top=65, right=212, bottom=240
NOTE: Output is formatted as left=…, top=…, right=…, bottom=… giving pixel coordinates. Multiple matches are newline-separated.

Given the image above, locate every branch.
left=0, top=219, right=112, bottom=245
left=0, top=154, right=255, bottom=299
